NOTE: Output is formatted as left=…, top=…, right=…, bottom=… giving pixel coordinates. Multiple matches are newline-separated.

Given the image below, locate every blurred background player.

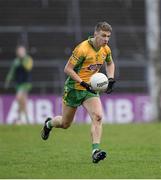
left=41, top=22, right=115, bottom=163
left=5, top=45, right=33, bottom=124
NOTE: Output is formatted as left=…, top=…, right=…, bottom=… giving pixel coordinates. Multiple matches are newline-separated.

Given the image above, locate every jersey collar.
left=88, top=36, right=100, bottom=52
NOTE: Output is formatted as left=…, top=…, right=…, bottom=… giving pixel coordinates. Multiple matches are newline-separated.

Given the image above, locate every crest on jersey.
left=102, top=54, right=106, bottom=60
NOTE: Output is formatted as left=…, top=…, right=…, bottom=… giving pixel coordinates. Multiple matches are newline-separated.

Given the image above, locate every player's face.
left=95, top=30, right=111, bottom=47
left=16, top=47, right=26, bottom=58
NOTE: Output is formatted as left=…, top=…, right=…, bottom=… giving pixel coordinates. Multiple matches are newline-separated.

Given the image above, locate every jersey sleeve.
left=5, top=59, right=19, bottom=84
left=68, top=44, right=85, bottom=66
left=105, top=47, right=113, bottom=63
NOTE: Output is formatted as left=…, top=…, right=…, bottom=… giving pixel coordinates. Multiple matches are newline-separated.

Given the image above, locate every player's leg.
left=83, top=97, right=106, bottom=163
left=41, top=102, right=77, bottom=140
left=16, top=84, right=31, bottom=124
left=16, top=90, right=29, bottom=124
left=83, top=97, right=103, bottom=148
left=47, top=102, right=77, bottom=129
left=16, top=91, right=22, bottom=123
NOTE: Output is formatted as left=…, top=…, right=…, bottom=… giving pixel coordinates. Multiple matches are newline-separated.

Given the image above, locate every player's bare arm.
left=105, top=60, right=115, bottom=78
left=64, top=61, right=82, bottom=83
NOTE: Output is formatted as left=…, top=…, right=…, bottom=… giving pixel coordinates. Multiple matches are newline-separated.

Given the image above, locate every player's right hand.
left=80, top=81, right=96, bottom=94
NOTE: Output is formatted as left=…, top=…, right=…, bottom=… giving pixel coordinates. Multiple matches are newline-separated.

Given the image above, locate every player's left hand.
left=106, top=78, right=116, bottom=94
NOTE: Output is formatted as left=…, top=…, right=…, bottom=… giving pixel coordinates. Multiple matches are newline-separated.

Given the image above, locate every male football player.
left=41, top=22, right=115, bottom=163
left=5, top=45, right=33, bottom=124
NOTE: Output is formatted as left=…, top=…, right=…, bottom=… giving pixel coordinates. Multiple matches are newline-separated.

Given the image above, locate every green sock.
left=92, top=143, right=99, bottom=151
left=46, top=120, right=53, bottom=129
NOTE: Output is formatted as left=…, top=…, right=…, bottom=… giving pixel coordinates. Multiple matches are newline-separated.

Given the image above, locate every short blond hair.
left=95, top=22, right=112, bottom=32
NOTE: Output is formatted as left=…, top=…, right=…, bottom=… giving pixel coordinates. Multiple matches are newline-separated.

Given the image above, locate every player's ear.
left=94, top=31, right=98, bottom=37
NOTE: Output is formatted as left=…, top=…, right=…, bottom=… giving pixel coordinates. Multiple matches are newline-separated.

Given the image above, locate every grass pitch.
left=0, top=123, right=160, bottom=179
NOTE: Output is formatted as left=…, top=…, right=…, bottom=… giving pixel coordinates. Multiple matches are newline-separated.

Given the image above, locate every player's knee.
left=19, top=99, right=26, bottom=107
left=62, top=122, right=71, bottom=129
left=92, top=112, right=103, bottom=122
left=16, top=95, right=21, bottom=102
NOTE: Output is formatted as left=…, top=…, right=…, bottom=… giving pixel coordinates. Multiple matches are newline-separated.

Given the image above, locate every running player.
left=41, top=22, right=115, bottom=163
left=5, top=45, right=33, bottom=124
